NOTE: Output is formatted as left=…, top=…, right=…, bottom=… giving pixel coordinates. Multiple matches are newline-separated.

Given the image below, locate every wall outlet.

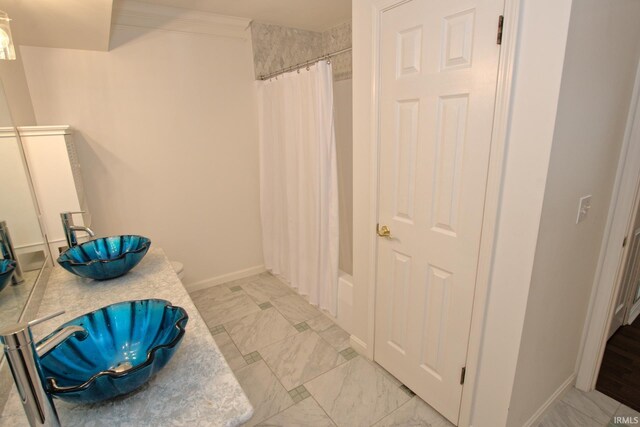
left=576, top=195, right=592, bottom=224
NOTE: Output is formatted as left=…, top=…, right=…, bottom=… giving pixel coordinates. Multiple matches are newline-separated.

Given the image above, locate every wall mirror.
left=0, top=76, right=50, bottom=337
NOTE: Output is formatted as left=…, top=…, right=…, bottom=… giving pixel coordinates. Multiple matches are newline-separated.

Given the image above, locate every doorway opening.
left=577, top=58, right=640, bottom=414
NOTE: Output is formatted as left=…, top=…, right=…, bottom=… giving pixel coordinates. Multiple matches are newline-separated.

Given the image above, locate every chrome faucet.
left=0, top=220, right=24, bottom=284
left=60, top=212, right=95, bottom=248
left=0, top=311, right=88, bottom=427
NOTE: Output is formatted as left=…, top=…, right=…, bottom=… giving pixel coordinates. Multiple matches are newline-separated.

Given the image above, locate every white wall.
left=0, top=0, right=113, bottom=51
left=506, top=1, right=640, bottom=425
left=351, top=0, right=378, bottom=357
left=334, top=78, right=353, bottom=275
left=0, top=135, right=43, bottom=249
left=0, top=83, right=12, bottom=126
left=469, top=1, right=574, bottom=425
left=20, top=22, right=264, bottom=289
left=0, top=48, right=36, bottom=126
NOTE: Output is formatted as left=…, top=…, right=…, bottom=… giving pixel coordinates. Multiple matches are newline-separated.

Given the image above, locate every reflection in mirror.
left=0, top=77, right=47, bottom=331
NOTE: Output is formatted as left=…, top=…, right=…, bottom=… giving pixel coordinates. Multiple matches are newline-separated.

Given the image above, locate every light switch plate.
left=576, top=195, right=592, bottom=224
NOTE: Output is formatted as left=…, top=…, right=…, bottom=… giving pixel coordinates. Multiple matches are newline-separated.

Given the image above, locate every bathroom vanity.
left=0, top=249, right=254, bottom=426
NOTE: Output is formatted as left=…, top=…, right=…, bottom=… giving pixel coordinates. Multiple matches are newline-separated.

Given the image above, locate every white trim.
left=334, top=272, right=354, bottom=334
left=14, top=241, right=46, bottom=250
left=621, top=226, right=640, bottom=326
left=17, top=125, right=72, bottom=137
left=459, top=1, right=521, bottom=425
left=184, top=265, right=265, bottom=293
left=349, top=335, right=369, bottom=356
left=576, top=58, right=640, bottom=390
left=0, top=127, right=16, bottom=138
left=113, top=0, right=251, bottom=40
left=361, top=0, right=521, bottom=424
left=629, top=300, right=640, bottom=324
left=523, top=375, right=576, bottom=427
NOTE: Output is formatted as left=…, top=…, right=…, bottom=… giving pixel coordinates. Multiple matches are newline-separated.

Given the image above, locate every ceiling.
left=0, top=0, right=113, bottom=51
left=133, top=0, right=352, bottom=32
left=0, top=0, right=351, bottom=52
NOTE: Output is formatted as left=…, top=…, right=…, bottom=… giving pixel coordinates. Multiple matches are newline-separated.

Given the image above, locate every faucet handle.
left=0, top=311, right=66, bottom=349
left=28, top=310, right=65, bottom=327
left=61, top=211, right=86, bottom=217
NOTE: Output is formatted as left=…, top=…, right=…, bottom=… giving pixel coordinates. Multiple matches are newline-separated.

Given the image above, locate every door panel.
left=374, top=0, right=503, bottom=423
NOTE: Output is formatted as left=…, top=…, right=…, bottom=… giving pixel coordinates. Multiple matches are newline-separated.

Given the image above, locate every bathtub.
left=261, top=268, right=354, bottom=335
left=327, top=270, right=353, bottom=334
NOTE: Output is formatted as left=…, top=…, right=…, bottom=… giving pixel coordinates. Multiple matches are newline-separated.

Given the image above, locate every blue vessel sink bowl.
left=0, top=259, right=16, bottom=292
left=57, top=235, right=151, bottom=280
left=38, top=299, right=188, bottom=404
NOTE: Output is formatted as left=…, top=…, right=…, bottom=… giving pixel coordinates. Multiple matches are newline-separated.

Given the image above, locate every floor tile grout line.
left=560, top=396, right=622, bottom=425
left=234, top=358, right=296, bottom=426
left=257, top=330, right=354, bottom=392
left=269, top=297, right=313, bottom=327
left=213, top=273, right=360, bottom=424
left=260, top=349, right=298, bottom=408
left=223, top=330, right=248, bottom=370
left=230, top=315, right=310, bottom=357
left=223, top=305, right=277, bottom=330
left=310, top=395, right=339, bottom=426
left=299, top=354, right=361, bottom=395
left=220, top=278, right=357, bottom=391
left=369, top=394, right=415, bottom=426
left=301, top=356, right=417, bottom=427
left=252, top=273, right=341, bottom=330
left=198, top=274, right=418, bottom=426
left=194, top=287, right=264, bottom=327
left=314, top=325, right=350, bottom=358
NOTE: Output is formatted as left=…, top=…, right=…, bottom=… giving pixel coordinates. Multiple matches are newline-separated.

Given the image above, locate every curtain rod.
left=258, top=47, right=352, bottom=81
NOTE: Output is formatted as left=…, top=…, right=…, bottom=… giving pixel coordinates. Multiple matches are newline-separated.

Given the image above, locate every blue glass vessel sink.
left=57, top=235, right=151, bottom=280
left=38, top=299, right=188, bottom=404
left=0, top=259, right=16, bottom=292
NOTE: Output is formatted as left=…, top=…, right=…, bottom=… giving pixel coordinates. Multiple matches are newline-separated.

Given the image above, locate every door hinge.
left=623, top=236, right=628, bottom=247
left=460, top=367, right=467, bottom=385
left=497, top=15, right=504, bottom=45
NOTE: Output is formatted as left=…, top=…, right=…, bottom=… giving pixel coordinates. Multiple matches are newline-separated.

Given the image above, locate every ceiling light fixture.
left=0, top=11, right=16, bottom=60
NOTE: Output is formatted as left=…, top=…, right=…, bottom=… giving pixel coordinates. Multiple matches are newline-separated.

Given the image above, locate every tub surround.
left=322, top=22, right=352, bottom=81
left=0, top=248, right=253, bottom=426
left=250, top=21, right=352, bottom=81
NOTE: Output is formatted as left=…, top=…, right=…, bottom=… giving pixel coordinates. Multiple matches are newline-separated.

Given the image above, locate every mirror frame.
left=0, top=82, right=54, bottom=413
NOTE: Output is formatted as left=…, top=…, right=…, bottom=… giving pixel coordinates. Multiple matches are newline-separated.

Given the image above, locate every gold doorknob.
left=377, top=224, right=391, bottom=238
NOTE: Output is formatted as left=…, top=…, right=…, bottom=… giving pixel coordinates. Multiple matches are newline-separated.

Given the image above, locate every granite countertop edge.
left=0, top=247, right=254, bottom=427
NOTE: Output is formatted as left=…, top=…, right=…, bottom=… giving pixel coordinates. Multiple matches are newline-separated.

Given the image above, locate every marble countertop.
left=0, top=248, right=253, bottom=427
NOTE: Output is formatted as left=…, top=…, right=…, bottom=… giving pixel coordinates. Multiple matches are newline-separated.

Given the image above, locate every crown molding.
left=17, top=125, right=73, bottom=137
left=0, top=127, right=17, bottom=138
left=113, top=0, right=251, bottom=40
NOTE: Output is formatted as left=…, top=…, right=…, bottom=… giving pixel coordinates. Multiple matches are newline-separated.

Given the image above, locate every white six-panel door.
left=374, top=0, right=504, bottom=423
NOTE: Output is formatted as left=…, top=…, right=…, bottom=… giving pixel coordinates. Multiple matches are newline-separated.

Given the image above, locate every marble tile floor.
left=191, top=272, right=639, bottom=427
left=538, top=387, right=640, bottom=427
left=191, top=272, right=454, bottom=427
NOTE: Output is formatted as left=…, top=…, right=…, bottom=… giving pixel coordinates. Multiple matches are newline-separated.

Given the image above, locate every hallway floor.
left=539, top=387, right=638, bottom=427
left=597, top=314, right=640, bottom=413
left=190, top=273, right=640, bottom=427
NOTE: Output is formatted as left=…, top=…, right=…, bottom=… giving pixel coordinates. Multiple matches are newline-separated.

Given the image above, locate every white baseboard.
left=350, top=335, right=369, bottom=358
left=628, top=301, right=640, bottom=325
left=523, top=374, right=576, bottom=427
left=336, top=272, right=354, bottom=334
left=185, top=265, right=265, bottom=293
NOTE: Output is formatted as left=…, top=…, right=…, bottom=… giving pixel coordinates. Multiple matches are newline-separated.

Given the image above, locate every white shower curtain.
left=257, top=61, right=339, bottom=315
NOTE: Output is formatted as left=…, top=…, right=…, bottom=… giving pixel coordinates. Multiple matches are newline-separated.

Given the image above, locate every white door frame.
left=575, top=58, right=640, bottom=391
left=623, top=227, right=640, bottom=324
left=363, top=0, right=522, bottom=424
